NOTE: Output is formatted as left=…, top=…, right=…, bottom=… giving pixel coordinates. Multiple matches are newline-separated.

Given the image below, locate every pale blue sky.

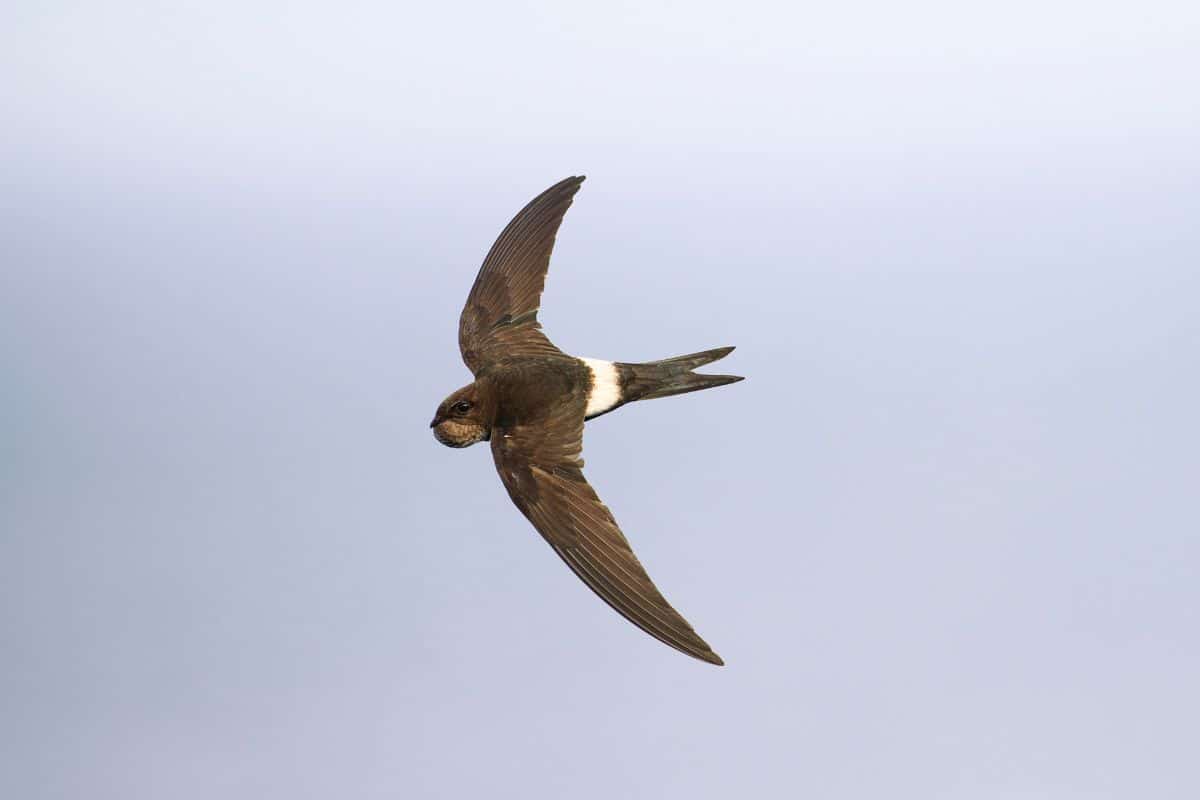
left=3, top=2, right=1198, bottom=798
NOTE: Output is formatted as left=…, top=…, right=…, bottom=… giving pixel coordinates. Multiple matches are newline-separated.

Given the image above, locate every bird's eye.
left=452, top=400, right=473, bottom=414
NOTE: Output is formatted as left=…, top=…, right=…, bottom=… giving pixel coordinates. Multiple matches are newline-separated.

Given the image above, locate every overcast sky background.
left=3, top=2, right=1198, bottom=798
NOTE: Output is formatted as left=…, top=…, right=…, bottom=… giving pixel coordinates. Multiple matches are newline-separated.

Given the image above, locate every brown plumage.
left=431, top=176, right=742, bottom=666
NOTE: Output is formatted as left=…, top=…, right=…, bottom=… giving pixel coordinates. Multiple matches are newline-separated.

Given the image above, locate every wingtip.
left=690, top=639, right=725, bottom=666
left=553, top=175, right=586, bottom=196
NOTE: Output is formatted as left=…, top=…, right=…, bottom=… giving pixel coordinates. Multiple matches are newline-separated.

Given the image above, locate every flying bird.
left=431, top=176, right=741, bottom=665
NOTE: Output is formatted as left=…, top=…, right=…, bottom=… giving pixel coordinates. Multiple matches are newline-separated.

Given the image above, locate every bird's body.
left=431, top=176, right=741, bottom=665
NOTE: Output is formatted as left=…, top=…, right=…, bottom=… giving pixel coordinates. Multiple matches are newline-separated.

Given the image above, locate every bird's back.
left=484, top=356, right=590, bottom=430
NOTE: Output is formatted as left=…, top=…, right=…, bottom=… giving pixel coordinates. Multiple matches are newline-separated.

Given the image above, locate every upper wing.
left=458, top=176, right=585, bottom=374
left=491, top=397, right=724, bottom=665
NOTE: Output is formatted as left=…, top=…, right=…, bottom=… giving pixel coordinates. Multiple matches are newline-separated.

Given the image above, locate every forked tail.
left=619, top=346, right=743, bottom=403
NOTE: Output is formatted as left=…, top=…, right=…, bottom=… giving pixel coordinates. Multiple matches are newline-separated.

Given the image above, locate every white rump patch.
left=581, top=358, right=621, bottom=417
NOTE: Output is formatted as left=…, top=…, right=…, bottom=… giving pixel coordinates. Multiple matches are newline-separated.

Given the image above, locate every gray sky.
left=3, top=2, right=1198, bottom=798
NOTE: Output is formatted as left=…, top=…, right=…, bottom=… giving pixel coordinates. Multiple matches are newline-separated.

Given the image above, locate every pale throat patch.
left=581, top=358, right=621, bottom=417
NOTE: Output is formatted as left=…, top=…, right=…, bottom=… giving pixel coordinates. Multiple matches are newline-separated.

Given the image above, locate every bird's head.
left=430, top=383, right=490, bottom=448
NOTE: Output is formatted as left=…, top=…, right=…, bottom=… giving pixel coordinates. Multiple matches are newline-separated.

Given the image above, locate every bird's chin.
left=433, top=421, right=486, bottom=448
